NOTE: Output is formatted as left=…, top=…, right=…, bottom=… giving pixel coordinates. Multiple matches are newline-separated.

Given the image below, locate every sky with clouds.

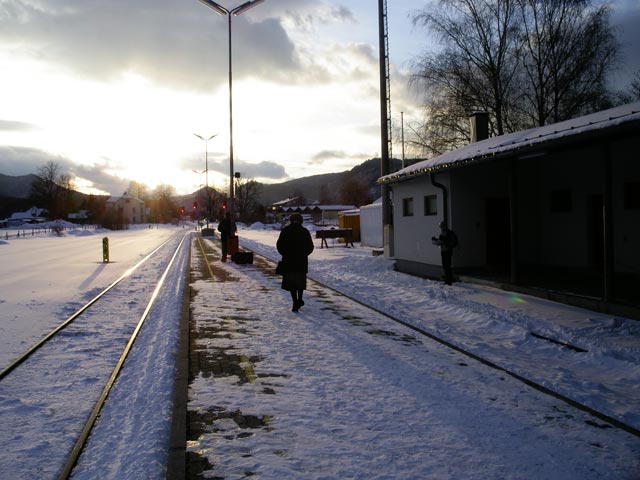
left=0, top=0, right=638, bottom=196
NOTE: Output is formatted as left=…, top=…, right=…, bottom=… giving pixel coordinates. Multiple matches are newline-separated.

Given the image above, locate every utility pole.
left=378, top=0, right=393, bottom=256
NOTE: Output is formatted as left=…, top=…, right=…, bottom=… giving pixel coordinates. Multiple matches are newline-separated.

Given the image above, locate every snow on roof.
left=8, top=207, right=46, bottom=220
left=317, top=205, right=356, bottom=211
left=272, top=197, right=300, bottom=206
left=379, top=101, right=640, bottom=184
left=107, top=193, right=144, bottom=204
left=281, top=205, right=356, bottom=212
left=339, top=209, right=360, bottom=216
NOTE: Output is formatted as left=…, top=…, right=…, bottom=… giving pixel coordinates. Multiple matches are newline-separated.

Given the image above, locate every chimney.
left=469, top=111, right=489, bottom=143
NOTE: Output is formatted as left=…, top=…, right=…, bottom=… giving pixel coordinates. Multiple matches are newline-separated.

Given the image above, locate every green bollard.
left=102, top=237, right=109, bottom=263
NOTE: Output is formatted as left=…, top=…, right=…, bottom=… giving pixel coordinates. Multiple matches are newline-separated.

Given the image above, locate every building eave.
left=378, top=101, right=640, bottom=186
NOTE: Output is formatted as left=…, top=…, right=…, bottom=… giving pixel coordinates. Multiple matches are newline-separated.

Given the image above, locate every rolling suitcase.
left=232, top=251, right=254, bottom=264
left=227, top=235, right=239, bottom=255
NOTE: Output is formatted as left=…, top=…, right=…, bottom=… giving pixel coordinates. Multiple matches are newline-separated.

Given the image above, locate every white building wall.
left=391, top=176, right=446, bottom=268
left=359, top=202, right=383, bottom=248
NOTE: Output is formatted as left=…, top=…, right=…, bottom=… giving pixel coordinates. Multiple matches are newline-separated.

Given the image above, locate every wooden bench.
left=316, top=228, right=355, bottom=248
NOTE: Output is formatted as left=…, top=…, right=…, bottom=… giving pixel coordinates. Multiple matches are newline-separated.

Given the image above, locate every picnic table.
left=315, top=228, right=355, bottom=248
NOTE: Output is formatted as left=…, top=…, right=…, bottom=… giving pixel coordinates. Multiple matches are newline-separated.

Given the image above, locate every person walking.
left=217, top=212, right=236, bottom=262
left=432, top=221, right=458, bottom=285
left=277, top=213, right=314, bottom=312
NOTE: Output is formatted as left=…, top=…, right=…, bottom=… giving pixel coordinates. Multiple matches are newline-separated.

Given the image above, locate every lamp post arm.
left=196, top=0, right=228, bottom=15
left=232, top=0, right=264, bottom=15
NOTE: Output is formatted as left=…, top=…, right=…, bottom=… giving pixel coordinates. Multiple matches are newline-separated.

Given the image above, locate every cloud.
left=182, top=153, right=287, bottom=180
left=0, top=120, right=40, bottom=132
left=311, top=149, right=370, bottom=164
left=0, top=145, right=130, bottom=195
left=280, top=2, right=355, bottom=32
left=234, top=160, right=288, bottom=180
left=611, top=2, right=640, bottom=89
left=0, top=0, right=302, bottom=91
left=71, top=161, right=131, bottom=197
left=0, top=145, right=69, bottom=175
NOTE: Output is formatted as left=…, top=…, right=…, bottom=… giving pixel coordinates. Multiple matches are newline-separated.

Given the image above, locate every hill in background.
left=258, top=158, right=402, bottom=206
left=0, top=174, right=39, bottom=199
left=1, top=158, right=403, bottom=218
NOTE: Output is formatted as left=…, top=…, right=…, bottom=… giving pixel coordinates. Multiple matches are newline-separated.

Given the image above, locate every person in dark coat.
left=277, top=213, right=314, bottom=312
left=432, top=221, right=458, bottom=285
left=217, top=212, right=236, bottom=262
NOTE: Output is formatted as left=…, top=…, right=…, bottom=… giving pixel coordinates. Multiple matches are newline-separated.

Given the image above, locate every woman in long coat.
left=277, top=213, right=314, bottom=312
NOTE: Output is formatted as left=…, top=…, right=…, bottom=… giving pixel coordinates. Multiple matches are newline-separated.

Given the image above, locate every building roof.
left=379, top=101, right=640, bottom=185
left=8, top=207, right=47, bottom=220
left=107, top=193, right=144, bottom=204
left=272, top=197, right=301, bottom=207
left=281, top=205, right=356, bottom=212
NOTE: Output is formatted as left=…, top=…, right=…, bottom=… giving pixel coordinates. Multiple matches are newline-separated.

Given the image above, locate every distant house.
left=267, top=197, right=304, bottom=222
left=68, top=210, right=89, bottom=223
left=279, top=204, right=356, bottom=225
left=106, top=193, right=145, bottom=224
left=6, top=206, right=48, bottom=226
left=378, top=101, right=640, bottom=314
left=270, top=197, right=356, bottom=225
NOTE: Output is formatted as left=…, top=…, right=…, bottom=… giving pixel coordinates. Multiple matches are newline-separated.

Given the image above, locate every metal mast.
left=378, top=0, right=393, bottom=255
left=383, top=0, right=393, bottom=162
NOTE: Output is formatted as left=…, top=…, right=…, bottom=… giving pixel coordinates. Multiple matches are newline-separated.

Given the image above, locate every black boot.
left=296, top=291, right=304, bottom=310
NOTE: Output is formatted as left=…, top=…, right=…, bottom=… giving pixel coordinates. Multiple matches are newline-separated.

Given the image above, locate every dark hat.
left=290, top=213, right=303, bottom=224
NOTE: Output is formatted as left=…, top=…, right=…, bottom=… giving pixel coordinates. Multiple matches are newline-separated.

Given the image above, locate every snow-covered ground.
left=0, top=222, right=639, bottom=479
left=241, top=224, right=640, bottom=432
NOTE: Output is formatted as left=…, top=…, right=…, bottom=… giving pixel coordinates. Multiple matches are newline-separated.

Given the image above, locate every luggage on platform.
left=232, top=251, right=254, bottom=264
left=227, top=235, right=239, bottom=255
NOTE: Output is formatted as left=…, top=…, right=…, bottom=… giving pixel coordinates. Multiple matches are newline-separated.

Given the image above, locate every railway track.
left=196, top=235, right=640, bottom=440
left=0, top=232, right=189, bottom=480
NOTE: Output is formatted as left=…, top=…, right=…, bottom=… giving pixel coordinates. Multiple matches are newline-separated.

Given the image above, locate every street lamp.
left=193, top=133, right=216, bottom=227
left=192, top=167, right=206, bottom=228
left=193, top=133, right=216, bottom=228
left=195, top=0, right=265, bottom=217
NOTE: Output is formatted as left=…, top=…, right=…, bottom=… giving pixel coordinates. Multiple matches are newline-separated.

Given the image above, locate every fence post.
left=102, top=237, right=109, bottom=263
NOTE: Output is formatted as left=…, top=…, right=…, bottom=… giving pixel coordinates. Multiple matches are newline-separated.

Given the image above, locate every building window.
left=424, top=195, right=437, bottom=216
left=402, top=197, right=414, bottom=216
left=624, top=181, right=640, bottom=210
left=550, top=189, right=572, bottom=212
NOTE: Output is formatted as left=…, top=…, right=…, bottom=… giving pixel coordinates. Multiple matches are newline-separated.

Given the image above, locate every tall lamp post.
left=196, top=0, right=265, bottom=218
left=192, top=168, right=206, bottom=229
left=193, top=133, right=216, bottom=227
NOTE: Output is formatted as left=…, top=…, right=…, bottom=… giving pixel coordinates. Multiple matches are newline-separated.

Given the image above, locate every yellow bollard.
left=102, top=237, right=109, bottom=263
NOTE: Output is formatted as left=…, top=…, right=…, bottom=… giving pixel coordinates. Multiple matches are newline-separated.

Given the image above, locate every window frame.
left=402, top=197, right=414, bottom=217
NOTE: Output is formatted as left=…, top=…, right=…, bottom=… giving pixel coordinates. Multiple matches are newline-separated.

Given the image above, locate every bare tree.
left=31, top=161, right=74, bottom=219
left=412, top=0, right=521, bottom=139
left=319, top=184, right=336, bottom=205
left=630, top=71, right=640, bottom=100
left=127, top=181, right=149, bottom=201
left=410, top=0, right=621, bottom=154
left=407, top=96, right=473, bottom=157
left=517, top=0, right=620, bottom=125
left=339, top=178, right=370, bottom=207
left=149, top=184, right=177, bottom=223
left=234, top=177, right=263, bottom=222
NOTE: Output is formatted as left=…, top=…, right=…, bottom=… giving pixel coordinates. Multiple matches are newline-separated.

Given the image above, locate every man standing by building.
left=432, top=222, right=458, bottom=285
